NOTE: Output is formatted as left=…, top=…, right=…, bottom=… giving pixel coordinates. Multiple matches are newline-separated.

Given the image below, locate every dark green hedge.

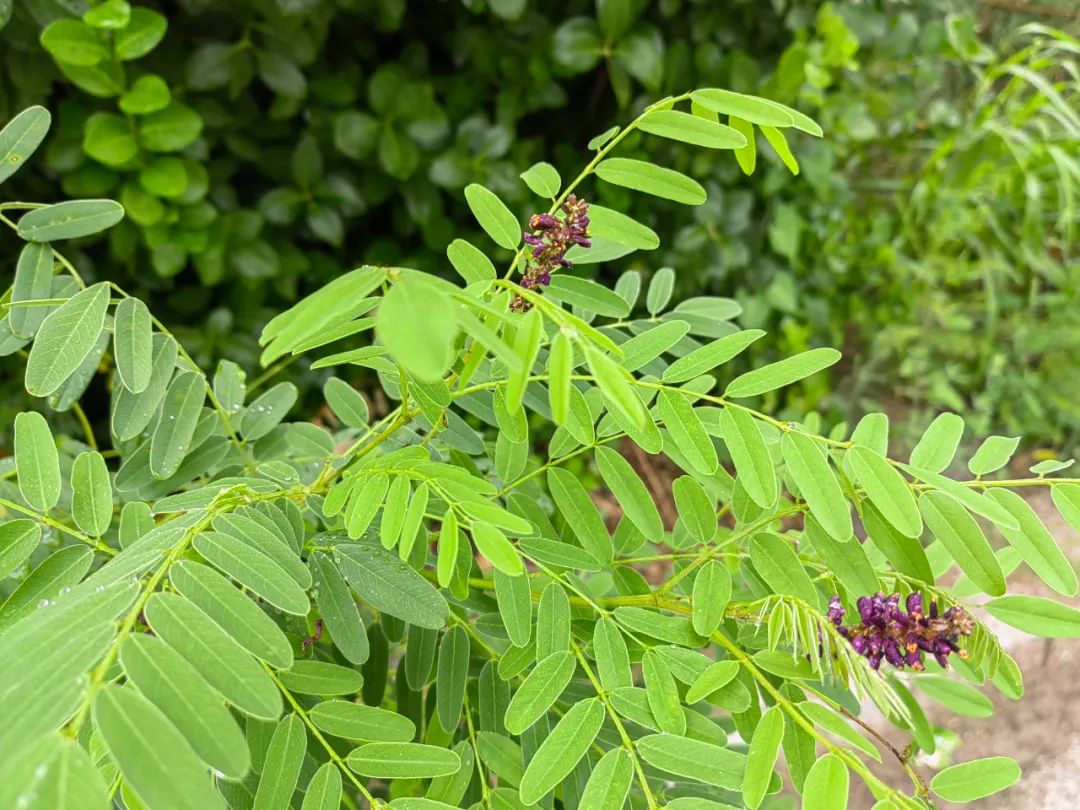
left=2, top=0, right=1077, bottom=450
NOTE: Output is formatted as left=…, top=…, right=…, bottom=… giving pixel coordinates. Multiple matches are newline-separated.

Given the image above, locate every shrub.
left=2, top=88, right=1080, bottom=809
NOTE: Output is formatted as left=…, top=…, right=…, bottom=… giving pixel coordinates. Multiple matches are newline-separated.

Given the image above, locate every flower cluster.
left=510, top=194, right=590, bottom=312
left=828, top=592, right=974, bottom=671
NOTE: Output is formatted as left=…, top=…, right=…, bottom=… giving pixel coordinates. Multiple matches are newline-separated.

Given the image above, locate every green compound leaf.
left=447, top=238, right=496, bottom=284
left=464, top=183, right=520, bottom=250
left=169, top=560, right=294, bottom=670
left=150, top=371, right=205, bottom=479
left=920, top=491, right=1005, bottom=596
left=324, top=377, right=369, bottom=427
left=520, top=161, right=561, bottom=197
left=931, top=757, right=1021, bottom=803
left=334, top=538, right=449, bottom=629
left=548, top=467, right=614, bottom=565
left=495, top=567, right=532, bottom=647
left=595, top=158, right=706, bottom=205
left=691, top=560, right=731, bottom=637
left=93, top=684, right=225, bottom=810
left=112, top=333, right=178, bottom=440
left=0, top=106, right=51, bottom=184
left=116, top=8, right=168, bottom=59
left=504, top=651, right=575, bottom=735
left=119, top=634, right=250, bottom=779
left=658, top=389, right=718, bottom=476
left=535, top=583, right=571, bottom=659
left=376, top=276, right=460, bottom=383
left=639, top=109, right=747, bottom=149
left=587, top=204, right=659, bottom=251
left=9, top=242, right=53, bottom=339
left=686, top=660, right=740, bottom=704
left=309, top=553, right=369, bottom=664
left=691, top=89, right=795, bottom=127
left=593, top=616, right=633, bottom=692
left=311, top=700, right=415, bottom=742
left=17, top=200, right=124, bottom=242
left=143, top=592, right=282, bottom=720
left=986, top=489, right=1077, bottom=597
left=347, top=743, right=461, bottom=779
left=643, top=649, right=684, bottom=735
left=743, top=706, right=784, bottom=809
left=848, top=445, right=921, bottom=538
left=519, top=698, right=605, bottom=805
left=25, top=281, right=110, bottom=397
left=673, top=475, right=715, bottom=543
left=909, top=412, right=965, bottom=473
left=301, top=764, right=342, bottom=810
left=662, top=329, right=765, bottom=384
left=253, top=714, right=306, bottom=810
left=113, top=297, right=153, bottom=393
left=968, top=435, right=1020, bottom=476
left=240, top=381, right=297, bottom=441
left=14, top=410, right=61, bottom=512
left=724, top=347, right=841, bottom=398
left=595, top=445, right=663, bottom=540
left=437, top=625, right=470, bottom=731
left=719, top=406, right=777, bottom=509
left=473, top=521, right=524, bottom=576
left=0, top=520, right=41, bottom=580
left=915, top=675, right=993, bottom=718
left=782, top=431, right=852, bottom=543
left=983, top=595, right=1080, bottom=638
left=579, top=748, right=633, bottom=810
left=636, top=733, right=747, bottom=790
left=277, top=661, right=363, bottom=696
left=70, top=450, right=113, bottom=537
left=802, top=753, right=849, bottom=810
left=749, top=532, right=822, bottom=610
left=192, top=531, right=309, bottom=616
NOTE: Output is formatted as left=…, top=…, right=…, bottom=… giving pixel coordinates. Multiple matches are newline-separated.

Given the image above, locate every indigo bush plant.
left=2, top=90, right=1080, bottom=810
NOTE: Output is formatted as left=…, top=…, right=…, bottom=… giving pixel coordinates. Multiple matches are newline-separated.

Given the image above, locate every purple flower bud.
left=934, top=652, right=950, bottom=668
left=857, top=596, right=874, bottom=624
left=536, top=271, right=551, bottom=286
left=884, top=639, right=905, bottom=668
left=906, top=592, right=923, bottom=616
left=851, top=635, right=868, bottom=655
left=827, top=595, right=845, bottom=626
left=869, top=652, right=883, bottom=670
left=523, top=233, right=542, bottom=246
left=530, top=214, right=559, bottom=230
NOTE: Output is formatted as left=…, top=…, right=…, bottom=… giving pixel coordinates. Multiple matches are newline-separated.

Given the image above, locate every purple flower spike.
left=512, top=194, right=591, bottom=311
left=831, top=592, right=974, bottom=673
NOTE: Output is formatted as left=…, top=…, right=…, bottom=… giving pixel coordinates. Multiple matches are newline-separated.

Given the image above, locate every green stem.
left=570, top=640, right=659, bottom=810
left=267, top=666, right=383, bottom=808
left=0, top=496, right=115, bottom=556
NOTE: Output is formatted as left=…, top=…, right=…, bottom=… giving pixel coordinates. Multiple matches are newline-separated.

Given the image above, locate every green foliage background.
left=1, top=0, right=1077, bottom=448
